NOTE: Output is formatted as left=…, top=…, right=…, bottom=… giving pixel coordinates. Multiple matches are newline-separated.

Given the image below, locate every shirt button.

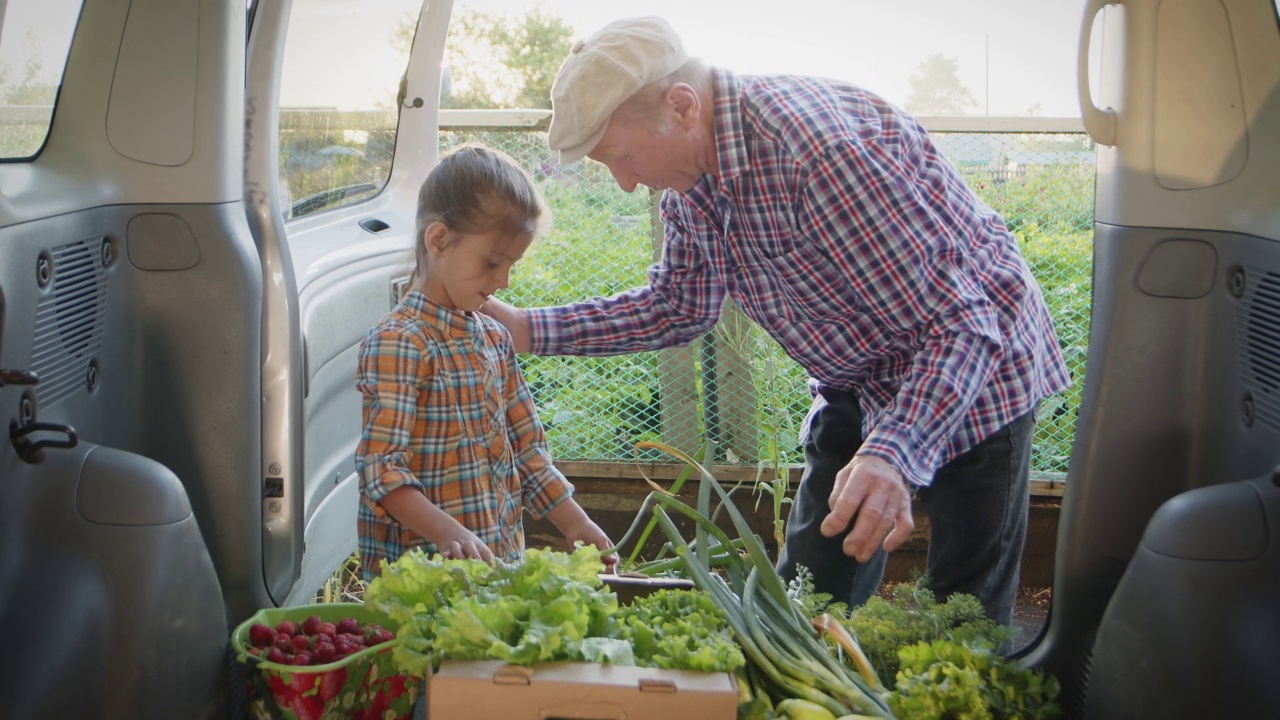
left=738, top=265, right=747, bottom=273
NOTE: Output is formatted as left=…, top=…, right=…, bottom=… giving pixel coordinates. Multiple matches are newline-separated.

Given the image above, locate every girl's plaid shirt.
left=355, top=290, right=571, bottom=578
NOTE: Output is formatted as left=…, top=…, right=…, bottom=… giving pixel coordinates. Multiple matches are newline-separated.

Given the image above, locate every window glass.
left=0, top=0, right=83, bottom=160
left=277, top=0, right=421, bottom=220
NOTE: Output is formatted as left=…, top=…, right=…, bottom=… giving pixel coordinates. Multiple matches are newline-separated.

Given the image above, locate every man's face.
left=587, top=106, right=704, bottom=194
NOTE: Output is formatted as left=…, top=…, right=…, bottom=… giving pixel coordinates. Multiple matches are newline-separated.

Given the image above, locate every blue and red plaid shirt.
left=529, top=69, right=1071, bottom=486
left=356, top=290, right=572, bottom=579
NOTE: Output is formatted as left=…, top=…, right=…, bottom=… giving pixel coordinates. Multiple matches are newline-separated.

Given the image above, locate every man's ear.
left=666, top=83, right=701, bottom=128
left=424, top=221, right=451, bottom=256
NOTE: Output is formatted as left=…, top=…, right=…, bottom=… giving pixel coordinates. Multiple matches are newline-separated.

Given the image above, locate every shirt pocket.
left=751, top=239, right=856, bottom=322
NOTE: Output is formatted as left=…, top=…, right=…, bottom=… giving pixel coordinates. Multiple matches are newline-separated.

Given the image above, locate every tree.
left=904, top=53, right=978, bottom=115
left=0, top=30, right=58, bottom=106
left=439, top=7, right=574, bottom=109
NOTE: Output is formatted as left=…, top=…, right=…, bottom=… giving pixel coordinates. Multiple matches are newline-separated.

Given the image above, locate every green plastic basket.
left=231, top=603, right=420, bottom=720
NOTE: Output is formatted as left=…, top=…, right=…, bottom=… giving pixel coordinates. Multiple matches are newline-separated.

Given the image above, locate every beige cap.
left=548, top=16, right=688, bottom=163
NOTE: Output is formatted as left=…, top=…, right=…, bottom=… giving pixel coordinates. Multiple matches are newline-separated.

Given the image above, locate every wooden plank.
left=558, top=461, right=1066, bottom=499
left=710, top=298, right=761, bottom=463
left=649, top=189, right=702, bottom=453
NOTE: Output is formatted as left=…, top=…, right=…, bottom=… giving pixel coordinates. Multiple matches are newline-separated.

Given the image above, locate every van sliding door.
left=245, top=0, right=453, bottom=606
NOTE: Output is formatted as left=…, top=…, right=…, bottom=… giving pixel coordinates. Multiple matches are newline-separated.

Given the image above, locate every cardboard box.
left=426, top=660, right=738, bottom=720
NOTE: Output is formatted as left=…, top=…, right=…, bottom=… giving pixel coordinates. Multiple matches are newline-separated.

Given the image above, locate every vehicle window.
left=0, top=0, right=84, bottom=160
left=277, top=0, right=421, bottom=220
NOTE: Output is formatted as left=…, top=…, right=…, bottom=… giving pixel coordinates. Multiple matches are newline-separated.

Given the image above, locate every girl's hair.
left=412, top=144, right=550, bottom=282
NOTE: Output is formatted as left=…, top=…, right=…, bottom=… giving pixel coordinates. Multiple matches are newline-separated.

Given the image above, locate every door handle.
left=10, top=420, right=79, bottom=463
left=0, top=369, right=39, bottom=387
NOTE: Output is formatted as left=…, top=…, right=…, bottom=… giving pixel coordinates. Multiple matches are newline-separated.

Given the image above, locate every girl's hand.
left=564, top=519, right=618, bottom=573
left=435, top=526, right=495, bottom=563
left=546, top=499, right=618, bottom=573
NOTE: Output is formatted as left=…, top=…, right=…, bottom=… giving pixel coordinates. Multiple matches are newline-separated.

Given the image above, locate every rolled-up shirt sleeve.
left=501, top=339, right=573, bottom=518
left=355, top=326, right=429, bottom=513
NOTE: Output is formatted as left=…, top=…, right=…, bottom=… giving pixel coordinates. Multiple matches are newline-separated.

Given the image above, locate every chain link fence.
left=442, top=123, right=1093, bottom=479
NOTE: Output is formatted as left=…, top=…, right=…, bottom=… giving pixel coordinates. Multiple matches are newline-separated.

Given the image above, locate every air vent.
left=31, top=239, right=109, bottom=408
left=1240, top=268, right=1280, bottom=432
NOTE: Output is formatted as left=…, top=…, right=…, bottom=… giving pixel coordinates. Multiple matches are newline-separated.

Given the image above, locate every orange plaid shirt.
left=355, top=290, right=572, bottom=579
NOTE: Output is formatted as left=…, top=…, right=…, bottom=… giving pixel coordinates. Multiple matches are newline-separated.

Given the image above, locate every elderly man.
left=482, top=16, right=1069, bottom=624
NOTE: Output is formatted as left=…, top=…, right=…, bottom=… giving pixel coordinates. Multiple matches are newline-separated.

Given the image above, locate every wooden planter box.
left=527, top=462, right=1063, bottom=587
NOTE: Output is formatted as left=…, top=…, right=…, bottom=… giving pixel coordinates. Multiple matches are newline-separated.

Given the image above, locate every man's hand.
left=820, top=455, right=914, bottom=562
left=479, top=296, right=532, bottom=353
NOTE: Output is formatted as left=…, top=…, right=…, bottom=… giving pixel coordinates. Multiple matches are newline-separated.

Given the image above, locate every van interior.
left=0, top=0, right=1277, bottom=718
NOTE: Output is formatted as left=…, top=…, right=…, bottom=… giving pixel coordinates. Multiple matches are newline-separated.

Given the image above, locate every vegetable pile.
left=363, top=544, right=743, bottom=678
left=359, top=440, right=1063, bottom=720
left=614, top=442, right=1063, bottom=720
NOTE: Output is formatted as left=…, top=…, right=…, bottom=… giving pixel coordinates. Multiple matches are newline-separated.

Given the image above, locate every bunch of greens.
left=364, top=545, right=616, bottom=676
left=613, top=588, right=745, bottom=673
left=888, top=639, right=1062, bottom=720
left=842, top=580, right=1013, bottom=688
left=618, top=442, right=893, bottom=718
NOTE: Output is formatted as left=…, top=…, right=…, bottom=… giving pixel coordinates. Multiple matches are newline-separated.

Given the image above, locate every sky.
left=0, top=0, right=1088, bottom=118
left=454, top=0, right=1087, bottom=117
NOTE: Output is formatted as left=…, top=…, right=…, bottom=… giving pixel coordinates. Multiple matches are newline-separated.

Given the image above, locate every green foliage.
left=841, top=581, right=1014, bottom=689
left=613, top=589, right=745, bottom=672
left=0, top=31, right=61, bottom=159
left=364, top=545, right=615, bottom=675
left=786, top=565, right=848, bottom=621
left=888, top=639, right=1063, bottom=720
left=441, top=7, right=575, bottom=109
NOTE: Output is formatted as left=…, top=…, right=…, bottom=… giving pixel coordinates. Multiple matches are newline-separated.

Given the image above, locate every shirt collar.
left=676, top=68, right=748, bottom=209
left=712, top=68, right=752, bottom=185
left=402, top=289, right=474, bottom=338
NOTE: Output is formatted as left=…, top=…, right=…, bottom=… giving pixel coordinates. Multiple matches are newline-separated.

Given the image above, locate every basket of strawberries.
left=231, top=602, right=420, bottom=720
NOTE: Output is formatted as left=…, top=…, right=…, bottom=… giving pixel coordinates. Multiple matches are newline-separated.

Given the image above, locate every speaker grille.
left=31, top=238, right=109, bottom=407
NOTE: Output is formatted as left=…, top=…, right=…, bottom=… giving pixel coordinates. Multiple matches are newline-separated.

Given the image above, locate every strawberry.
left=318, top=668, right=348, bottom=702
left=275, top=620, right=297, bottom=636
left=312, top=643, right=336, bottom=664
left=266, top=647, right=285, bottom=664
left=275, top=633, right=293, bottom=650
left=248, top=623, right=276, bottom=647
left=293, top=651, right=312, bottom=666
left=301, top=615, right=323, bottom=636
left=359, top=689, right=389, bottom=720
left=385, top=674, right=408, bottom=700
left=291, top=635, right=311, bottom=652
left=336, top=617, right=360, bottom=635
left=267, top=674, right=294, bottom=705
left=289, top=694, right=325, bottom=720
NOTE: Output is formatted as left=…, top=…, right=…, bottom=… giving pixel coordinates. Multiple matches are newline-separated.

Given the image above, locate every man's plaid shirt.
left=529, top=69, right=1070, bottom=486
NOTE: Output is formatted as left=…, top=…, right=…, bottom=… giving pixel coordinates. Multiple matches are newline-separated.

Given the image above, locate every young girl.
left=354, top=144, right=613, bottom=580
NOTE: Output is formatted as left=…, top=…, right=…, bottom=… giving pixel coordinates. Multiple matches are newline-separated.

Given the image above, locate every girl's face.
left=419, top=222, right=532, bottom=312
